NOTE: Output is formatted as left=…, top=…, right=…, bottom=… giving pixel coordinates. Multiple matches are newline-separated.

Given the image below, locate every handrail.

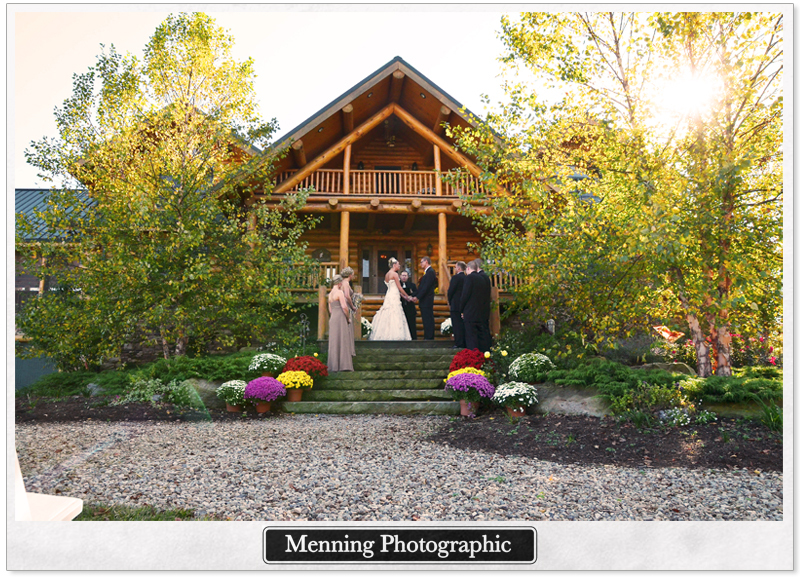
left=445, top=260, right=522, bottom=292
left=275, top=169, right=488, bottom=197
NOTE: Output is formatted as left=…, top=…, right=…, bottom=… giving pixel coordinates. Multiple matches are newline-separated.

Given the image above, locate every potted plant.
left=449, top=348, right=486, bottom=372
left=282, top=355, right=328, bottom=382
left=249, top=353, right=288, bottom=377
left=216, top=380, right=247, bottom=412
left=275, top=370, right=314, bottom=402
left=493, top=381, right=538, bottom=418
left=508, top=352, right=556, bottom=383
left=440, top=317, right=453, bottom=337
left=244, top=376, right=286, bottom=413
left=444, top=372, right=495, bottom=417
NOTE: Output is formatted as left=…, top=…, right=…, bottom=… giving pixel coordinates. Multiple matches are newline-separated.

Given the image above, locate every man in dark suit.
left=447, top=261, right=467, bottom=348
left=474, top=257, right=493, bottom=349
left=413, top=256, right=437, bottom=340
left=460, top=260, right=492, bottom=352
left=399, top=270, right=418, bottom=340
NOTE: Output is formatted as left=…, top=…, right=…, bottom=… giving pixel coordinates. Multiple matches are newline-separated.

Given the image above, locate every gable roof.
left=267, top=56, right=484, bottom=175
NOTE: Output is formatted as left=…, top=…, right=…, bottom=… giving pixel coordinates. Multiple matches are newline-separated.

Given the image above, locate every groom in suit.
left=399, top=270, right=418, bottom=340
left=413, top=256, right=438, bottom=340
left=460, top=260, right=492, bottom=351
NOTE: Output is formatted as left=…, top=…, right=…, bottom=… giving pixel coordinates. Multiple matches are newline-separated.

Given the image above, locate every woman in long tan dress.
left=327, top=274, right=354, bottom=373
left=340, top=266, right=357, bottom=357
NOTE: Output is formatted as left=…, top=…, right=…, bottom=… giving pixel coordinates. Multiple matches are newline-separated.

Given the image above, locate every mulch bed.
left=15, top=396, right=783, bottom=473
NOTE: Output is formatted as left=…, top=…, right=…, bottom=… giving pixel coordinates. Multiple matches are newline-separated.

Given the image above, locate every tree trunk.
left=161, top=337, right=171, bottom=360
left=686, top=313, right=713, bottom=377
left=715, top=325, right=733, bottom=376
left=175, top=335, right=188, bottom=357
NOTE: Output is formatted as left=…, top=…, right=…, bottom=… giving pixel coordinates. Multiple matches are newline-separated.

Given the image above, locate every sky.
left=11, top=6, right=513, bottom=188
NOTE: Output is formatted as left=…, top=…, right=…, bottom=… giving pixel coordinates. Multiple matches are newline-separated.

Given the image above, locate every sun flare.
left=648, top=67, right=723, bottom=133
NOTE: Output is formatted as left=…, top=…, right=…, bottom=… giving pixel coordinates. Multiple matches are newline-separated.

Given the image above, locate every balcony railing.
left=276, top=169, right=488, bottom=197
left=268, top=262, right=339, bottom=292
left=446, top=261, right=522, bottom=292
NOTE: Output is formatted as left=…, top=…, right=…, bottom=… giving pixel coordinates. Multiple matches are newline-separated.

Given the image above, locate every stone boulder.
left=187, top=378, right=226, bottom=409
left=534, top=383, right=611, bottom=418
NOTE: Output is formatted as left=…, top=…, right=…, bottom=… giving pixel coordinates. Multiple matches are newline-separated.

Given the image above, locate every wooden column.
left=434, top=144, right=449, bottom=290
left=490, top=286, right=501, bottom=338
left=340, top=145, right=352, bottom=271
left=339, top=210, right=350, bottom=271
left=438, top=212, right=449, bottom=292
left=318, top=285, right=328, bottom=340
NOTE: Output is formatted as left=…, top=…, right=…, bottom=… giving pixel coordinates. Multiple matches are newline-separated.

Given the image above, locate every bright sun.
left=647, top=67, right=722, bottom=133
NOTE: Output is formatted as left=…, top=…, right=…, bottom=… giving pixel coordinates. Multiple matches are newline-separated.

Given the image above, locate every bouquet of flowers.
left=440, top=318, right=453, bottom=336
left=352, top=292, right=364, bottom=311
left=361, top=317, right=373, bottom=336
left=449, top=348, right=486, bottom=372
left=282, top=355, right=328, bottom=381
left=249, top=353, right=287, bottom=376
left=276, top=370, right=314, bottom=390
left=444, top=372, right=495, bottom=403
left=508, top=352, right=555, bottom=383
left=244, top=376, right=286, bottom=403
left=215, top=380, right=247, bottom=407
left=492, top=382, right=538, bottom=411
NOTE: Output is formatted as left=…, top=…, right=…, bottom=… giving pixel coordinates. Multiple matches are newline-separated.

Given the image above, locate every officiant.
left=399, top=270, right=418, bottom=341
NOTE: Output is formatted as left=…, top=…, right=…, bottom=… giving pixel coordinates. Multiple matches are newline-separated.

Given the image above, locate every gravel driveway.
left=15, top=415, right=783, bottom=521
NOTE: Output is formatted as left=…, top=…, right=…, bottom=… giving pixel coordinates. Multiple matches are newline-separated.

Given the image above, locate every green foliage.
left=17, top=12, right=320, bottom=368
left=698, top=375, right=782, bottom=404
left=19, top=370, right=132, bottom=399
left=448, top=12, right=783, bottom=377
left=752, top=395, right=782, bottom=434
left=75, top=504, right=215, bottom=521
left=119, top=378, right=204, bottom=408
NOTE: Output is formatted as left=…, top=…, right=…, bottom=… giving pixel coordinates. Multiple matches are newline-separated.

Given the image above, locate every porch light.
left=426, top=242, right=433, bottom=256
left=420, top=92, right=426, bottom=99
left=367, top=92, right=373, bottom=98
left=412, top=162, right=418, bottom=171
left=358, top=161, right=365, bottom=170
left=317, top=127, right=324, bottom=133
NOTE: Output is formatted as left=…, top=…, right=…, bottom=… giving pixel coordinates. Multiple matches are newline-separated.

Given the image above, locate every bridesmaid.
left=327, top=274, right=354, bottom=373
left=340, top=266, right=357, bottom=357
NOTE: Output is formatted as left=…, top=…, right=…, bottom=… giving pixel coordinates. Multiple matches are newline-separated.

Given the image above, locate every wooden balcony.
left=446, top=261, right=522, bottom=293
left=275, top=169, right=488, bottom=198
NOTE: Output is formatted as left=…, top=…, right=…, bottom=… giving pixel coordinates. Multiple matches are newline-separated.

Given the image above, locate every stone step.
left=305, top=389, right=449, bottom=402
left=281, top=401, right=460, bottom=415
left=326, top=369, right=449, bottom=381
left=316, top=378, right=444, bottom=390
left=352, top=360, right=452, bottom=371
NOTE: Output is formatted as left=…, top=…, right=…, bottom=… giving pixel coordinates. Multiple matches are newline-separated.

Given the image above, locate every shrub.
left=508, top=352, right=556, bottom=383
left=449, top=349, right=486, bottom=372
left=215, top=380, right=247, bottom=406
left=244, top=377, right=286, bottom=402
left=282, top=355, right=328, bottom=381
left=118, top=378, right=203, bottom=408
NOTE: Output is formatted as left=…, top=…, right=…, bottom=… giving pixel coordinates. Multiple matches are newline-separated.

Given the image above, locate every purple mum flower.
left=445, top=373, right=495, bottom=399
left=244, top=376, right=286, bottom=402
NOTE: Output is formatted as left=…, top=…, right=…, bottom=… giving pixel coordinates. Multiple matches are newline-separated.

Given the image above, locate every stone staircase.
left=359, top=295, right=452, bottom=340
left=281, top=340, right=459, bottom=415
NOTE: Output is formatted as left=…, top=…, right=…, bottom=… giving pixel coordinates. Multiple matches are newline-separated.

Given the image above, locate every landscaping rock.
left=534, top=383, right=611, bottom=417
left=187, top=378, right=226, bottom=409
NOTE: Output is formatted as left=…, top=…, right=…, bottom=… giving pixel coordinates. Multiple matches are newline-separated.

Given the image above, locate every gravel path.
left=15, top=415, right=783, bottom=521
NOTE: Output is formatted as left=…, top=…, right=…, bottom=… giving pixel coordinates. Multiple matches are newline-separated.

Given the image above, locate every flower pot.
left=255, top=400, right=272, bottom=413
left=460, top=400, right=476, bottom=417
left=505, top=405, right=526, bottom=418
left=287, top=388, right=304, bottom=402
left=226, top=403, right=242, bottom=413
left=260, top=373, right=274, bottom=378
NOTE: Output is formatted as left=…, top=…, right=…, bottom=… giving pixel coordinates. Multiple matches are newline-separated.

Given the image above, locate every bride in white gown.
left=368, top=258, right=414, bottom=341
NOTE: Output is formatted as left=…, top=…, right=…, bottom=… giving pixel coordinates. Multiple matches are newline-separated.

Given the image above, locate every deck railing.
left=446, top=261, right=522, bottom=292
left=268, top=262, right=339, bottom=291
left=276, top=169, right=488, bottom=197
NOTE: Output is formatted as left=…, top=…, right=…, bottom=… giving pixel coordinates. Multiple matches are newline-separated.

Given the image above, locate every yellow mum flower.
left=276, top=370, right=314, bottom=390
left=445, top=367, right=487, bottom=382
left=484, top=351, right=491, bottom=358
left=501, top=350, right=508, bottom=357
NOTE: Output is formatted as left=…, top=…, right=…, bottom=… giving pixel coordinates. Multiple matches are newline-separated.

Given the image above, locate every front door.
left=361, top=244, right=415, bottom=294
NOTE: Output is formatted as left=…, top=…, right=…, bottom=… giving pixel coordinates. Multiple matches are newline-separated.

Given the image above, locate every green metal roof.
left=15, top=188, right=94, bottom=241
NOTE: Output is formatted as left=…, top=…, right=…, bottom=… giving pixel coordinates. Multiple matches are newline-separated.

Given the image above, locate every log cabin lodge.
left=16, top=57, right=519, bottom=343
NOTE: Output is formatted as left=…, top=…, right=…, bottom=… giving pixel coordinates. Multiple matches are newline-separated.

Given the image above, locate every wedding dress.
left=368, top=280, right=412, bottom=341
